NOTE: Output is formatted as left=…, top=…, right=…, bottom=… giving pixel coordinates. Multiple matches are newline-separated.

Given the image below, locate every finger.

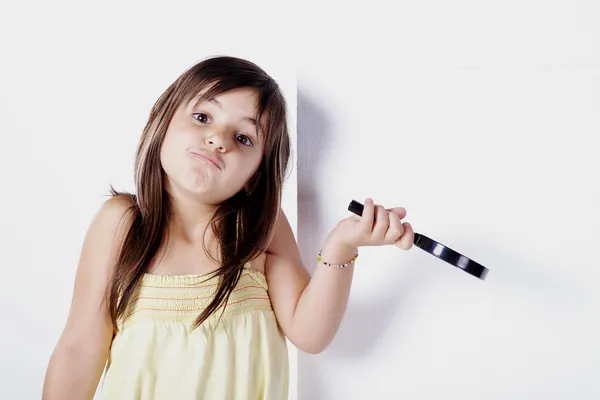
left=359, top=198, right=375, bottom=232
left=386, top=206, right=407, bottom=220
left=395, top=222, right=414, bottom=250
left=372, top=205, right=389, bottom=240
left=385, top=210, right=404, bottom=244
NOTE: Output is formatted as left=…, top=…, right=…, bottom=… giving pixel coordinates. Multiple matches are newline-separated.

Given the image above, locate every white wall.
left=294, top=1, right=600, bottom=399
left=0, top=2, right=298, bottom=399
left=3, top=0, right=599, bottom=399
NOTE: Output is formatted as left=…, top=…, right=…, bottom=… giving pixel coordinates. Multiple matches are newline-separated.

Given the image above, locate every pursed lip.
left=190, top=150, right=222, bottom=170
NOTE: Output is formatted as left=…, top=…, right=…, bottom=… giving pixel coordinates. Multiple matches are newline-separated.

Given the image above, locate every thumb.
left=385, top=207, right=407, bottom=219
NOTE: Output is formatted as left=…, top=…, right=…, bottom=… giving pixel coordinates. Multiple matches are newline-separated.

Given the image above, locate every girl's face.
left=160, top=87, right=264, bottom=205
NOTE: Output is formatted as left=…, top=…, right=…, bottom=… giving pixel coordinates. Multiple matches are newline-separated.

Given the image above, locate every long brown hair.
left=107, top=56, right=291, bottom=331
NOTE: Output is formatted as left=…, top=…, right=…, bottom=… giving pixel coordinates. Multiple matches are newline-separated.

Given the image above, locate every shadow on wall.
left=296, top=88, right=328, bottom=400
left=296, top=87, right=425, bottom=399
left=296, top=88, right=329, bottom=275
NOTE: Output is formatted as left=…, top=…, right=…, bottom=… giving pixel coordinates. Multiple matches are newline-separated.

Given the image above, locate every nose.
left=205, top=130, right=228, bottom=152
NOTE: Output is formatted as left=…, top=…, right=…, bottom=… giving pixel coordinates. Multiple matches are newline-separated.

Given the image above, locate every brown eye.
left=192, top=113, right=210, bottom=124
left=235, top=133, right=253, bottom=147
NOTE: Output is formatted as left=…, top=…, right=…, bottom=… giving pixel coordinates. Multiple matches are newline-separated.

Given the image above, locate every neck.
left=166, top=188, right=219, bottom=244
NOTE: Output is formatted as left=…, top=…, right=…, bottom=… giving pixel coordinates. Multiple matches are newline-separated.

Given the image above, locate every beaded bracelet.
left=317, top=249, right=358, bottom=268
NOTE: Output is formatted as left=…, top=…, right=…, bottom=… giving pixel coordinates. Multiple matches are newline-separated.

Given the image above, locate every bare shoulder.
left=54, top=194, right=137, bottom=358
left=71, top=193, right=137, bottom=302
left=85, top=194, right=136, bottom=266
left=97, top=194, right=135, bottom=226
left=251, top=208, right=299, bottom=274
left=78, top=193, right=136, bottom=288
left=265, top=207, right=303, bottom=262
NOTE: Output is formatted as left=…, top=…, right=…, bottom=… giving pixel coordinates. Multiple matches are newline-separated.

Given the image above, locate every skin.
left=42, top=87, right=414, bottom=399
left=147, top=87, right=267, bottom=274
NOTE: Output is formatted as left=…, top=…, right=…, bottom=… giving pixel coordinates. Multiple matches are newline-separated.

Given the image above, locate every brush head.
left=413, top=233, right=488, bottom=279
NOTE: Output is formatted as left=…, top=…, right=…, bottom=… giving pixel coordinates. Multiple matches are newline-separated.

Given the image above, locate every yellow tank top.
left=99, top=263, right=289, bottom=399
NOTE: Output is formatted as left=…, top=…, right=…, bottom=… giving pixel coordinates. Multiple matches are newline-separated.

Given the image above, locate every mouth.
left=190, top=151, right=222, bottom=170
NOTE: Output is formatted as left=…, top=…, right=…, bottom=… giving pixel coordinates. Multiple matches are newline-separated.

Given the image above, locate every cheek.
left=241, top=154, right=264, bottom=181
left=160, top=131, right=187, bottom=174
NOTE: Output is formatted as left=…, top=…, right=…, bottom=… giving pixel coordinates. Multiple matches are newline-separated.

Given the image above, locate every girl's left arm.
left=264, top=199, right=414, bottom=354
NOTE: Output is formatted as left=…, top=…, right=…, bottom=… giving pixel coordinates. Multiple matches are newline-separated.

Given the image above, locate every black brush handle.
left=347, top=200, right=488, bottom=280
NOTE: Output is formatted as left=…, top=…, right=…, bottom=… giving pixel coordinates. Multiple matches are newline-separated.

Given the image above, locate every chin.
left=167, top=169, right=243, bottom=204
left=186, top=177, right=213, bottom=195
left=184, top=175, right=234, bottom=202
left=164, top=169, right=212, bottom=197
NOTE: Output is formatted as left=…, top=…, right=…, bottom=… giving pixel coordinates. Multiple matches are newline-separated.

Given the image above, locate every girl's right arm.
left=42, top=195, right=133, bottom=400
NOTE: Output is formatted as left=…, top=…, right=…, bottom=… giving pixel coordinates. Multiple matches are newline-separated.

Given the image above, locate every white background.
left=294, top=1, right=600, bottom=399
left=0, top=2, right=297, bottom=399
left=2, top=1, right=599, bottom=399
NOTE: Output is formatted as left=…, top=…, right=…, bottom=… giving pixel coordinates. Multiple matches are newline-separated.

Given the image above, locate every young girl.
left=42, top=55, right=414, bottom=399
